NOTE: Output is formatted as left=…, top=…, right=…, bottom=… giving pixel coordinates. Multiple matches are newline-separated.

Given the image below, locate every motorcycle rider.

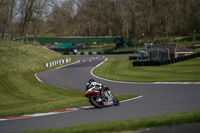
left=86, top=79, right=108, bottom=97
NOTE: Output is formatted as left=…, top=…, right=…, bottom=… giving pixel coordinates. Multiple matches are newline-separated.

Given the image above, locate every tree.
left=32, top=0, right=52, bottom=44
left=1, top=0, right=200, bottom=41
left=19, top=0, right=36, bottom=43
left=0, top=0, right=9, bottom=39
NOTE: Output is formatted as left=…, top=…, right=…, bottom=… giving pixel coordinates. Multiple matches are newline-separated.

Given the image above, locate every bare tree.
left=0, top=0, right=9, bottom=39
left=32, top=0, right=52, bottom=44
left=19, top=0, right=36, bottom=43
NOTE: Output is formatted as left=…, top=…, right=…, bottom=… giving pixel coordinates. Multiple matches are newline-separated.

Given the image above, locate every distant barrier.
left=105, top=51, right=134, bottom=55
left=64, top=51, right=134, bottom=55
left=27, top=37, right=128, bottom=45
left=132, top=52, right=200, bottom=67
left=62, top=51, right=103, bottom=55
left=45, top=58, right=71, bottom=68
left=129, top=56, right=148, bottom=60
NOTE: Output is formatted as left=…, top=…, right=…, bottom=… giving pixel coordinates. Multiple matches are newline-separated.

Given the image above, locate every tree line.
left=0, top=0, right=200, bottom=43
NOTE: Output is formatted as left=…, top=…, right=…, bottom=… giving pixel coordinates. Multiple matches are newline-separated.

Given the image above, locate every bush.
left=97, top=52, right=102, bottom=55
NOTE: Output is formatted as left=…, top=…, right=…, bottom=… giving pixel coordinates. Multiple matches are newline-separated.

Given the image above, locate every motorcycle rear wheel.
left=90, top=95, right=104, bottom=108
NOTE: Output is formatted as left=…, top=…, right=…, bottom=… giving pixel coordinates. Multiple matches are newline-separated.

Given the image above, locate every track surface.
left=0, top=55, right=200, bottom=133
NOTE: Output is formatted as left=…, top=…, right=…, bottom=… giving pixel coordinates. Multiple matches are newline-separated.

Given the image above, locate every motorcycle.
left=85, top=87, right=119, bottom=108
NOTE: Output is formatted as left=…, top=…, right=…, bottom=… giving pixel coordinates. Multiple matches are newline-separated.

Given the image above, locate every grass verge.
left=93, top=55, right=200, bottom=82
left=0, top=72, right=87, bottom=118
left=22, top=110, right=200, bottom=133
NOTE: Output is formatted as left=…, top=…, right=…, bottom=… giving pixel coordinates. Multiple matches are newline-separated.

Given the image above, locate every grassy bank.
left=0, top=40, right=68, bottom=74
left=22, top=110, right=200, bottom=133
left=93, top=55, right=200, bottom=82
left=0, top=73, right=87, bottom=118
left=0, top=41, right=86, bottom=117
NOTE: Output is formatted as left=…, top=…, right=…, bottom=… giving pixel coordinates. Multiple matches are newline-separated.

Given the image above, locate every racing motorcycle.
left=85, top=87, right=119, bottom=108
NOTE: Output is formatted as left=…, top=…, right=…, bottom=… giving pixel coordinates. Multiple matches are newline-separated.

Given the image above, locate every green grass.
left=22, top=110, right=200, bottom=133
left=0, top=73, right=88, bottom=118
left=0, top=41, right=88, bottom=118
left=112, top=47, right=134, bottom=52
left=0, top=42, right=69, bottom=74
left=93, top=55, right=200, bottom=82
left=193, top=48, right=200, bottom=53
left=0, top=40, right=137, bottom=118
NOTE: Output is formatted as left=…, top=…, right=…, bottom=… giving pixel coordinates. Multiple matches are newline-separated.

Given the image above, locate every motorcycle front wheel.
left=113, top=97, right=120, bottom=106
left=90, top=95, right=104, bottom=108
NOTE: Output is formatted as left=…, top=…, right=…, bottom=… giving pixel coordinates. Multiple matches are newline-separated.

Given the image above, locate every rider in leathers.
left=86, top=79, right=107, bottom=97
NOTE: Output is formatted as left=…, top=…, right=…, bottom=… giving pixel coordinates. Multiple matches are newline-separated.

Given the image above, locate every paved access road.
left=0, top=55, right=200, bottom=133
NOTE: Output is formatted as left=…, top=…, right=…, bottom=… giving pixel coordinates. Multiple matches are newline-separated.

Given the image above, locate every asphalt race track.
left=0, top=55, right=200, bottom=133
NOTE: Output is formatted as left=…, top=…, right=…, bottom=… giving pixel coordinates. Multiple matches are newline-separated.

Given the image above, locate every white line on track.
left=0, top=108, right=78, bottom=121
left=120, top=95, right=143, bottom=103
left=35, top=73, right=43, bottom=83
left=90, top=58, right=150, bottom=84
left=35, top=60, right=80, bottom=83
left=56, top=60, right=80, bottom=69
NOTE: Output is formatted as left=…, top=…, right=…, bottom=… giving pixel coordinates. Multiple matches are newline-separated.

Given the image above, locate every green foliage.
left=112, top=47, right=134, bottom=52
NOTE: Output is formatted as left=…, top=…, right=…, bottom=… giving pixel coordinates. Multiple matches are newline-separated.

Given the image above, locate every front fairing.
left=103, top=90, right=114, bottom=106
